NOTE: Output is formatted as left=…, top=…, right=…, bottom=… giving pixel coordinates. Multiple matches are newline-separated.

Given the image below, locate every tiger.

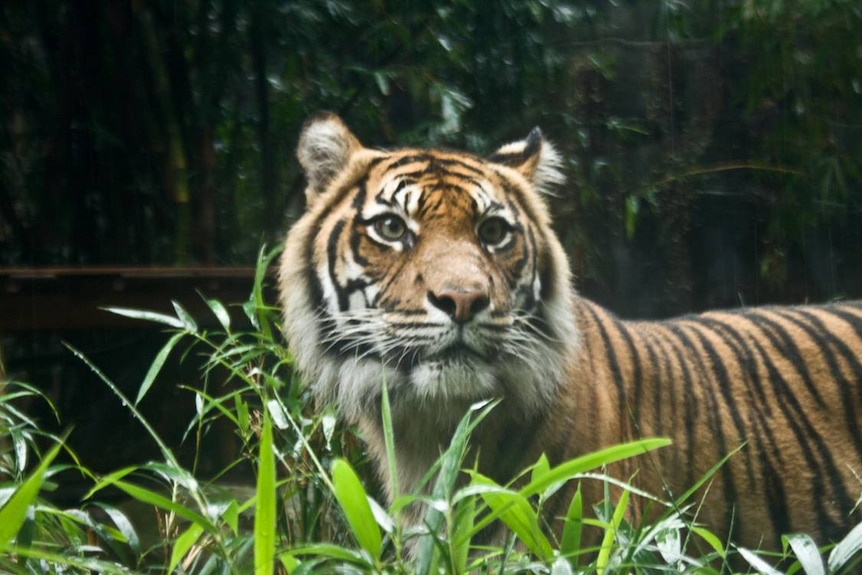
left=278, top=112, right=862, bottom=554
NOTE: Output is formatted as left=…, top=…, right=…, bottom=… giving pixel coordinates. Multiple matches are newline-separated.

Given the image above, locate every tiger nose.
left=427, top=287, right=490, bottom=323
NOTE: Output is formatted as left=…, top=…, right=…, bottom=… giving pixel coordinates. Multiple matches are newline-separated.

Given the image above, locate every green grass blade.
left=250, top=245, right=281, bottom=341
left=415, top=400, right=498, bottom=575
left=380, top=381, right=399, bottom=502
left=331, top=458, right=382, bottom=561
left=136, top=331, right=184, bottom=405
left=254, top=413, right=277, bottom=575
left=672, top=444, right=744, bottom=510
left=0, top=441, right=62, bottom=552
left=64, top=343, right=180, bottom=468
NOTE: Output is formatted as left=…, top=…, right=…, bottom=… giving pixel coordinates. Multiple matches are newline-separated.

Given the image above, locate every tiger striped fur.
left=279, top=113, right=862, bottom=551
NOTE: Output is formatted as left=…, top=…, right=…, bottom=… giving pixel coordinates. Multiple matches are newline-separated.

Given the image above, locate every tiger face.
left=280, top=113, right=577, bottom=423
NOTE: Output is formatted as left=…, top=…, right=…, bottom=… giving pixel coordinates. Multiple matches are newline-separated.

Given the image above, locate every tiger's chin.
left=315, top=342, right=566, bottom=425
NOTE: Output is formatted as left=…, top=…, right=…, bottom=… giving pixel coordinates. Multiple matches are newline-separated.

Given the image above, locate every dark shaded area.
left=2, top=0, right=862, bottom=479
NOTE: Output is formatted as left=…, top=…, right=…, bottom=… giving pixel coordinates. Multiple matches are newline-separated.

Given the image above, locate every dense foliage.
left=2, top=0, right=862, bottom=313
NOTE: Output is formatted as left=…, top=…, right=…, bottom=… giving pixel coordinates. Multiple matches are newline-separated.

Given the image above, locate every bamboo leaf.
left=288, top=543, right=374, bottom=567
left=171, top=300, right=199, bottom=333
left=560, top=483, right=583, bottom=568
left=108, top=479, right=216, bottom=533
left=101, top=306, right=185, bottom=329
left=690, top=526, right=726, bottom=559
left=0, top=441, right=61, bottom=551
left=451, top=488, right=476, bottom=572
left=255, top=413, right=277, bottom=575
left=199, top=292, right=231, bottom=332
left=474, top=474, right=553, bottom=561
left=596, top=488, right=629, bottom=575
left=170, top=522, right=205, bottom=572
left=520, top=438, right=670, bottom=498
left=331, top=458, right=382, bottom=561
left=89, top=501, right=141, bottom=554
left=136, top=332, right=184, bottom=405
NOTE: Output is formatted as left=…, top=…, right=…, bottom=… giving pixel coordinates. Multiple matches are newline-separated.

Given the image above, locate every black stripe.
left=581, top=304, right=629, bottom=424
left=747, top=335, right=850, bottom=538
left=743, top=309, right=827, bottom=408
left=326, top=220, right=349, bottom=311
left=661, top=321, right=741, bottom=536
left=775, top=308, right=862, bottom=455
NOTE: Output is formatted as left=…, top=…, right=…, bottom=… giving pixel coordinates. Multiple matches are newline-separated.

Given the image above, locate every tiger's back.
left=279, top=113, right=862, bottom=552
left=570, top=299, right=862, bottom=547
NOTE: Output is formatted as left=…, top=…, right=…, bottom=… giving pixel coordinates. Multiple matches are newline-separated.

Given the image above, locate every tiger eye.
left=478, top=217, right=509, bottom=245
left=374, top=214, right=408, bottom=241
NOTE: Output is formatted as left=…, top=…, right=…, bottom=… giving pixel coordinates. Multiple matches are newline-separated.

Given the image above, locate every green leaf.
left=596, top=488, right=629, bottom=574
left=331, top=458, right=382, bottom=561
left=288, top=543, right=374, bottom=567
left=170, top=522, right=205, bottom=572
left=89, top=501, right=141, bottom=554
left=0, top=441, right=61, bottom=551
left=200, top=292, right=231, bottom=332
left=828, top=521, right=862, bottom=573
left=255, top=413, right=277, bottom=575
left=108, top=479, right=216, bottom=534
left=531, top=453, right=551, bottom=489
left=560, top=483, right=583, bottom=568
left=381, top=381, right=399, bottom=502
left=783, top=533, right=825, bottom=575
left=474, top=476, right=554, bottom=561
left=690, top=526, right=726, bottom=559
left=101, top=306, right=185, bottom=328
left=171, top=300, right=199, bottom=333
left=136, top=332, right=184, bottom=405
left=520, top=438, right=671, bottom=498
left=279, top=552, right=301, bottom=574
left=451, top=488, right=476, bottom=572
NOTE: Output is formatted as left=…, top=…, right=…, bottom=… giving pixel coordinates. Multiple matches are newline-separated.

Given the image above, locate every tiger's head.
left=279, top=114, right=578, bottom=424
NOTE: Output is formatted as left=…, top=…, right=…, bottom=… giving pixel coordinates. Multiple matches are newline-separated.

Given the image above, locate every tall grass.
left=1, top=246, right=861, bottom=573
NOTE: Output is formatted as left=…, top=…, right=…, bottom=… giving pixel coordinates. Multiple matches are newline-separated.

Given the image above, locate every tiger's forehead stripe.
left=362, top=150, right=538, bottom=221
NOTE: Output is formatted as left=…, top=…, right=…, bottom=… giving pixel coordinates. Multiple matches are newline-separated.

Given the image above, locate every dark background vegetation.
left=2, top=0, right=862, bottom=475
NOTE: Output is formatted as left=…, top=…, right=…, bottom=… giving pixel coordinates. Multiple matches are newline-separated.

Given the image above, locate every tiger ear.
left=489, top=128, right=565, bottom=194
left=296, top=113, right=363, bottom=204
